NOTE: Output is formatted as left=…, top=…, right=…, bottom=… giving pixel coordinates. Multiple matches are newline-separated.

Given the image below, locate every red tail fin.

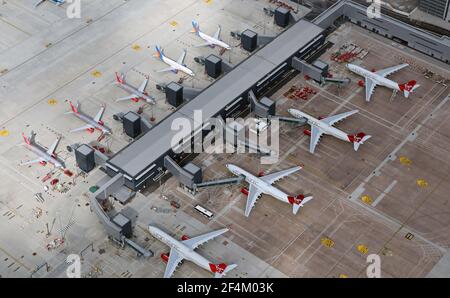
left=115, top=72, right=124, bottom=84
left=288, top=194, right=305, bottom=205
left=209, top=263, right=227, bottom=274
left=68, top=100, right=78, bottom=114
left=399, top=80, right=417, bottom=92
left=348, top=132, right=366, bottom=143
left=22, top=133, right=30, bottom=145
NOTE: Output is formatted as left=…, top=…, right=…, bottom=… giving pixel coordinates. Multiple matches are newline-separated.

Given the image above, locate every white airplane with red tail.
left=347, top=63, right=420, bottom=102
left=114, top=72, right=156, bottom=104
left=226, top=164, right=313, bottom=217
left=148, top=226, right=237, bottom=278
left=20, top=131, right=65, bottom=169
left=288, top=109, right=371, bottom=154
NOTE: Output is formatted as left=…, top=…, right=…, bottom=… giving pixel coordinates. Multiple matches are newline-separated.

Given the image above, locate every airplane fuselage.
left=288, top=109, right=351, bottom=143
left=25, top=143, right=63, bottom=168
left=226, top=165, right=290, bottom=204
left=74, top=112, right=111, bottom=135
left=347, top=64, right=400, bottom=92
left=117, top=82, right=155, bottom=104
left=198, top=32, right=231, bottom=50
left=162, top=56, right=195, bottom=77
left=149, top=226, right=214, bottom=273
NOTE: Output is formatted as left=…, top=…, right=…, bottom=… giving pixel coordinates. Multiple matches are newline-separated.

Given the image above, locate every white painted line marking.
left=372, top=180, right=397, bottom=207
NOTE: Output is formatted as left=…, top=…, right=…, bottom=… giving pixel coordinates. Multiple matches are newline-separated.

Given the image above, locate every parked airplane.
left=148, top=226, right=237, bottom=278
left=191, top=20, right=231, bottom=50
left=34, top=0, right=64, bottom=7
left=288, top=108, right=371, bottom=154
left=20, top=131, right=65, bottom=169
left=347, top=63, right=420, bottom=102
left=114, top=72, right=156, bottom=104
left=66, top=101, right=111, bottom=135
left=226, top=164, right=313, bottom=217
left=154, top=45, right=195, bottom=77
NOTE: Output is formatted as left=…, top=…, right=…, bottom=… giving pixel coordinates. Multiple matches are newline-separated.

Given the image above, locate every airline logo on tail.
left=399, top=80, right=420, bottom=98
left=348, top=132, right=371, bottom=151
left=191, top=21, right=200, bottom=36
left=154, top=46, right=165, bottom=61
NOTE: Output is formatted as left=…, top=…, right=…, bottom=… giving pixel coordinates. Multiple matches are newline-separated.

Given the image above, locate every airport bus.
left=194, top=204, right=214, bottom=219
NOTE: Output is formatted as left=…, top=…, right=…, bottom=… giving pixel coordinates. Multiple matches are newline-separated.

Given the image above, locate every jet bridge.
left=90, top=173, right=153, bottom=258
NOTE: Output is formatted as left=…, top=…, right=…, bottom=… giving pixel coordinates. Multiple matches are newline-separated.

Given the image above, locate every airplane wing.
left=163, top=248, right=184, bottom=278
left=260, top=166, right=302, bottom=185
left=93, top=106, right=105, bottom=122
left=116, top=95, right=138, bottom=102
left=376, top=63, right=409, bottom=78
left=309, top=126, right=325, bottom=154
left=20, top=158, right=43, bottom=166
left=365, top=77, right=378, bottom=102
left=157, top=67, right=176, bottom=73
left=182, top=228, right=228, bottom=250
left=321, top=110, right=359, bottom=126
left=213, top=26, right=222, bottom=40
left=46, top=138, right=60, bottom=155
left=245, top=184, right=263, bottom=217
left=138, top=78, right=148, bottom=93
left=70, top=125, right=93, bottom=133
left=177, top=50, right=187, bottom=65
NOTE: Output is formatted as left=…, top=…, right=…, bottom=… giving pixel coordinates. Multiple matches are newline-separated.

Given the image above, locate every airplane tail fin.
left=348, top=133, right=371, bottom=151
left=154, top=45, right=164, bottom=61
left=191, top=20, right=200, bottom=36
left=288, top=195, right=313, bottom=215
left=399, top=80, right=420, bottom=98
left=22, top=132, right=31, bottom=145
left=115, top=72, right=125, bottom=84
left=67, top=100, right=79, bottom=114
left=210, top=263, right=237, bottom=278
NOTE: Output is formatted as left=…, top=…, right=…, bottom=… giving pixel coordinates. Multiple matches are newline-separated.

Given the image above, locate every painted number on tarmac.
left=357, top=244, right=369, bottom=255
left=416, top=179, right=428, bottom=188
left=92, top=70, right=102, bottom=78
left=321, top=237, right=335, bottom=248
left=47, top=99, right=58, bottom=106
left=132, top=44, right=142, bottom=51
left=0, top=129, right=9, bottom=137
left=361, top=195, right=373, bottom=204
left=399, top=156, right=412, bottom=166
